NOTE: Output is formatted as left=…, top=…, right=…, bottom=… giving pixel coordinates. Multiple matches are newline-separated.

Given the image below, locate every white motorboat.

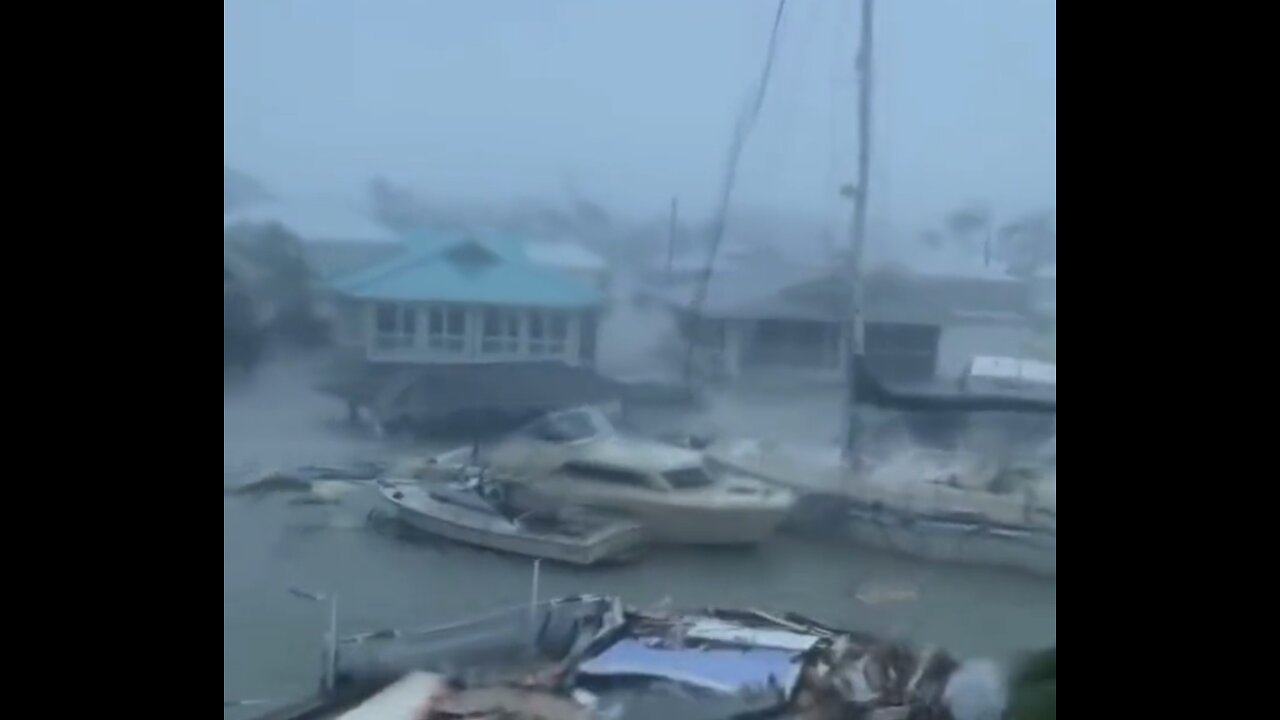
left=376, top=480, right=644, bottom=566
left=428, top=408, right=794, bottom=546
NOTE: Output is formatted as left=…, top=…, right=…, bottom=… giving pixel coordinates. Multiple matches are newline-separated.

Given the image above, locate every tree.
left=224, top=222, right=328, bottom=347
left=924, top=205, right=1055, bottom=276
left=945, top=205, right=992, bottom=252
left=224, top=166, right=271, bottom=212
left=997, top=210, right=1056, bottom=278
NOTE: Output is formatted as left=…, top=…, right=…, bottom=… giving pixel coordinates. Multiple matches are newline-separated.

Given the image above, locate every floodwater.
left=223, top=358, right=1056, bottom=710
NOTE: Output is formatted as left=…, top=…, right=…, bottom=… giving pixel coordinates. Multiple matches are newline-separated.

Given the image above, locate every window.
left=663, top=466, right=716, bottom=490
left=426, top=306, right=467, bottom=353
left=683, top=316, right=725, bottom=350
left=529, top=313, right=544, bottom=355
left=519, top=408, right=611, bottom=443
left=374, top=303, right=415, bottom=350
left=528, top=311, right=569, bottom=356
left=865, top=323, right=940, bottom=383
left=547, top=314, right=567, bottom=355
left=481, top=308, right=520, bottom=355
left=561, top=462, right=652, bottom=489
left=747, top=320, right=833, bottom=369
left=579, top=311, right=598, bottom=365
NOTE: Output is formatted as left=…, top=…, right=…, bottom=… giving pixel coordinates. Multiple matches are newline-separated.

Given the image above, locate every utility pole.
left=666, top=195, right=679, bottom=278
left=843, top=0, right=875, bottom=457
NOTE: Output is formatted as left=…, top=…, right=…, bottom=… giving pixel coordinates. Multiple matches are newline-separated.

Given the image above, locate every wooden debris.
left=426, top=686, right=591, bottom=720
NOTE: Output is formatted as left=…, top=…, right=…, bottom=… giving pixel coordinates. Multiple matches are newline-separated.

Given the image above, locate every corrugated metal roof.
left=330, top=231, right=603, bottom=307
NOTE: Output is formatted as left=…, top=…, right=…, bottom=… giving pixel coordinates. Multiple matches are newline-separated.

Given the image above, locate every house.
left=645, top=263, right=1034, bottom=385
left=328, top=231, right=605, bottom=366
left=1027, top=264, right=1056, bottom=361
left=318, top=231, right=622, bottom=432
left=1030, top=264, right=1056, bottom=320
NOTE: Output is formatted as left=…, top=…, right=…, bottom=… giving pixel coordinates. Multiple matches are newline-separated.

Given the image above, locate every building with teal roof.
left=327, top=230, right=605, bottom=367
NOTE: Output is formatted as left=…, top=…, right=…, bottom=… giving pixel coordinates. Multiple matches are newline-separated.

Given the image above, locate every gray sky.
left=224, top=0, right=1055, bottom=235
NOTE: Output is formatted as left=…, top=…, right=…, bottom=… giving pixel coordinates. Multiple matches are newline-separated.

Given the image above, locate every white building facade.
left=332, top=300, right=596, bottom=367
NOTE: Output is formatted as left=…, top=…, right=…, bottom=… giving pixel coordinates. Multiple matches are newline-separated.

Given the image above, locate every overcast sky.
left=224, top=0, right=1055, bottom=236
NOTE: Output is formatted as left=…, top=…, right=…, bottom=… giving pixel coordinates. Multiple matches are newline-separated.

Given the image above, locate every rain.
left=224, top=1, right=1055, bottom=718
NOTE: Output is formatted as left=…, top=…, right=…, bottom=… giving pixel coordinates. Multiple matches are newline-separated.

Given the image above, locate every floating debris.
left=854, top=582, right=919, bottom=607
left=224, top=462, right=414, bottom=506
left=427, top=685, right=592, bottom=720
left=247, top=594, right=1000, bottom=720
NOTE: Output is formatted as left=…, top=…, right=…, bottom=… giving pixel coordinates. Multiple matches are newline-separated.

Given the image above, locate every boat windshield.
left=662, top=466, right=716, bottom=490
left=520, top=407, right=614, bottom=443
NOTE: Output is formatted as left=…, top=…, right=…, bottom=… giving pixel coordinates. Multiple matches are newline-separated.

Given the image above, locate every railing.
left=368, top=333, right=574, bottom=365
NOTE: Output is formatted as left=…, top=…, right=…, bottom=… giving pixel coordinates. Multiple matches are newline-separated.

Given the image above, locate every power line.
left=683, top=0, right=789, bottom=384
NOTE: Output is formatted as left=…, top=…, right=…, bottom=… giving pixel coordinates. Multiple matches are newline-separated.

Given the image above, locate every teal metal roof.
left=330, top=231, right=603, bottom=308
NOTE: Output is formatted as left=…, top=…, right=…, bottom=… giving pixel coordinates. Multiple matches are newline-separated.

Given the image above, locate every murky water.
left=223, top=359, right=1056, bottom=708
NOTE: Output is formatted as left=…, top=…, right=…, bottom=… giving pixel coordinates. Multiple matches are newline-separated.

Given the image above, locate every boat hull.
left=500, top=482, right=790, bottom=546
left=845, top=502, right=1056, bottom=577
left=708, top=440, right=1056, bottom=576
left=380, top=486, right=643, bottom=566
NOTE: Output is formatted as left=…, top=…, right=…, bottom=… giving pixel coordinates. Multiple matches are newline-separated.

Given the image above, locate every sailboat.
left=703, top=0, right=1057, bottom=578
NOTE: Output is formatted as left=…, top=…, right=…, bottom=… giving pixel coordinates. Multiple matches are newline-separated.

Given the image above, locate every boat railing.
left=331, top=594, right=617, bottom=688
left=338, top=594, right=610, bottom=647
left=850, top=478, right=1056, bottom=531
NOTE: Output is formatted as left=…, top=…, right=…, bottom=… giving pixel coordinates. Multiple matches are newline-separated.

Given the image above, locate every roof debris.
left=254, top=595, right=998, bottom=720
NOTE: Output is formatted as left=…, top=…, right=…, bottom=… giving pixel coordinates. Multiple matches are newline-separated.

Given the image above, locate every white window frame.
left=374, top=303, right=416, bottom=350
left=426, top=305, right=467, bottom=354
left=528, top=310, right=568, bottom=357
left=480, top=307, right=520, bottom=355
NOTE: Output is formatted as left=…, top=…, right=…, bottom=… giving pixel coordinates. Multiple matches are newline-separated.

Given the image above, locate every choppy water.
left=223, top=359, right=1056, bottom=709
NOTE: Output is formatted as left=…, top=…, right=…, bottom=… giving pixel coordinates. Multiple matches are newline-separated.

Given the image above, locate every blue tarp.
left=577, top=638, right=802, bottom=695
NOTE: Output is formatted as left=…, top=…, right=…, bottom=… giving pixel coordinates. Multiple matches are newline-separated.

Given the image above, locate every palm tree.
left=224, top=222, right=327, bottom=347
left=996, top=211, right=1056, bottom=279
left=945, top=206, right=992, bottom=254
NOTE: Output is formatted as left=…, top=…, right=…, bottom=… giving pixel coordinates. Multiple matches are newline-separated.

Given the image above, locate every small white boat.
left=843, top=498, right=1056, bottom=577
left=377, top=481, right=644, bottom=566
left=707, top=439, right=1056, bottom=578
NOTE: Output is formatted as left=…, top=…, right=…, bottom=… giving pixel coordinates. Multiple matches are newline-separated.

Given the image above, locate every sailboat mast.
left=844, top=0, right=875, bottom=455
